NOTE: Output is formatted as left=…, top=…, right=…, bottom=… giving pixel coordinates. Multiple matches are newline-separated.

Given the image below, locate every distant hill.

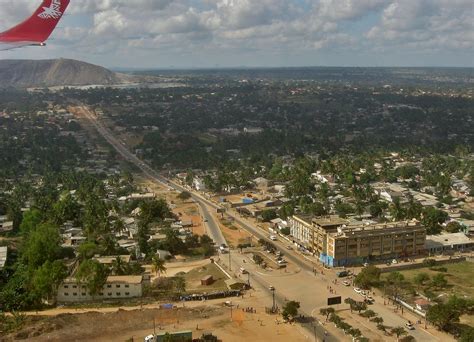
left=0, top=58, right=131, bottom=88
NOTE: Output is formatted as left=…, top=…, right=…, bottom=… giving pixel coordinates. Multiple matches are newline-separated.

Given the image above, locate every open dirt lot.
left=5, top=294, right=309, bottom=342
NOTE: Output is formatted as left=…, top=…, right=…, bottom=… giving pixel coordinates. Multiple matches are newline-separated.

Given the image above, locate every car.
left=276, top=251, right=282, bottom=256
left=269, top=285, right=275, bottom=291
left=239, top=267, right=248, bottom=274
left=363, top=262, right=369, bottom=267
left=405, top=322, right=415, bottom=330
left=286, top=245, right=293, bottom=250
left=277, top=259, right=287, bottom=265
left=270, top=235, right=278, bottom=241
left=204, top=219, right=208, bottom=222
left=342, top=280, right=350, bottom=286
left=144, top=335, right=155, bottom=342
left=392, top=259, right=398, bottom=264
left=354, top=287, right=362, bottom=294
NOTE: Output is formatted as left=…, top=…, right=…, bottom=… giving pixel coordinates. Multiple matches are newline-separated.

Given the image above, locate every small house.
left=201, top=275, right=214, bottom=286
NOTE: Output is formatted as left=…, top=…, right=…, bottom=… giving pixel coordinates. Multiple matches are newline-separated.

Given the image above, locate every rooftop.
left=426, top=232, right=473, bottom=247
left=312, top=216, right=349, bottom=228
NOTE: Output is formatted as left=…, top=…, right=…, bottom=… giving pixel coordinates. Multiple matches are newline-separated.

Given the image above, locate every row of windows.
left=63, top=292, right=131, bottom=297
left=64, top=284, right=130, bottom=289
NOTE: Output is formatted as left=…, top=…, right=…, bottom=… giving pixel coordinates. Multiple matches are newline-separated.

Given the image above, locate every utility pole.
left=247, top=272, right=251, bottom=287
left=153, top=318, right=156, bottom=336
left=229, top=247, right=232, bottom=271
left=270, top=287, right=276, bottom=312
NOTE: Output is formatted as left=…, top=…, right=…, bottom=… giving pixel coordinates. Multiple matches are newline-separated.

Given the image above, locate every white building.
left=193, top=177, right=207, bottom=191
left=0, top=246, right=7, bottom=270
left=288, top=215, right=314, bottom=250
left=57, top=275, right=143, bottom=303
left=425, top=233, right=474, bottom=254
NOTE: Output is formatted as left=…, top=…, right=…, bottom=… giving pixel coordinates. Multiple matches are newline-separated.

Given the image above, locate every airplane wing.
left=0, top=0, right=70, bottom=50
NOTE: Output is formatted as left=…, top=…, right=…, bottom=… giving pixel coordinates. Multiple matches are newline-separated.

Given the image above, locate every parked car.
left=144, top=335, right=155, bottom=342
left=277, top=259, right=287, bottom=265
left=286, top=245, right=293, bottom=250
left=336, top=270, right=349, bottom=277
left=270, top=235, right=278, bottom=241
left=239, top=267, right=248, bottom=274
left=342, top=280, right=350, bottom=286
left=405, top=322, right=415, bottom=330
left=392, top=259, right=398, bottom=264
left=354, top=287, right=362, bottom=294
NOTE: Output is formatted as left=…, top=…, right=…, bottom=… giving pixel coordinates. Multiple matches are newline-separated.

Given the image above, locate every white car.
left=342, top=280, right=350, bottom=286
left=354, top=287, right=362, bottom=294
left=270, top=235, right=278, bottom=241
left=277, top=259, right=287, bottom=265
left=144, top=335, right=155, bottom=342
left=405, top=322, right=415, bottom=330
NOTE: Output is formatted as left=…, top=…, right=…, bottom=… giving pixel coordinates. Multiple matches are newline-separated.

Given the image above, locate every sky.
left=0, top=0, right=473, bottom=69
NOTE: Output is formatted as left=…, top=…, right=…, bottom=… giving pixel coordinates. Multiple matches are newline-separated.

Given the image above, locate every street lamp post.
left=270, top=287, right=276, bottom=313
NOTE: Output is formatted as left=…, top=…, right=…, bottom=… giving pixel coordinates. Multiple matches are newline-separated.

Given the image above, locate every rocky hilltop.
left=0, top=58, right=128, bottom=88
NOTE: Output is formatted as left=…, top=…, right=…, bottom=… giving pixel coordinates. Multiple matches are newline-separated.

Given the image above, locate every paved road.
left=74, top=105, right=451, bottom=342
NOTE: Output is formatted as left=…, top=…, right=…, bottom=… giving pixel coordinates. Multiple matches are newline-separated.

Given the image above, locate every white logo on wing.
left=38, top=0, right=62, bottom=19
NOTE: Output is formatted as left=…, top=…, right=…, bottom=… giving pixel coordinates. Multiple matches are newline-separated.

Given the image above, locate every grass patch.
left=183, top=263, right=229, bottom=293
left=382, top=261, right=474, bottom=298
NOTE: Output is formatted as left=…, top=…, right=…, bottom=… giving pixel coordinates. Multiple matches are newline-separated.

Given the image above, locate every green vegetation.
left=383, top=261, right=474, bottom=298
left=282, top=300, right=300, bottom=320
left=354, top=265, right=381, bottom=289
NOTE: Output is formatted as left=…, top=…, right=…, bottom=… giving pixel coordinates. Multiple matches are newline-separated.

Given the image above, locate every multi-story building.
left=57, top=275, right=143, bottom=303
left=312, top=216, right=349, bottom=259
left=323, top=221, right=426, bottom=267
left=288, top=215, right=349, bottom=255
left=288, top=214, right=314, bottom=252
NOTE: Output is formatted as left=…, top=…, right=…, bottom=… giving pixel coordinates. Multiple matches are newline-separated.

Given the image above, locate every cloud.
left=0, top=0, right=471, bottom=67
left=366, top=0, right=474, bottom=51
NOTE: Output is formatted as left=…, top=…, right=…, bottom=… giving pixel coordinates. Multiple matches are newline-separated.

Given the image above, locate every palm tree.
left=151, top=256, right=167, bottom=277
left=112, top=256, right=127, bottom=275
left=391, top=326, right=407, bottom=341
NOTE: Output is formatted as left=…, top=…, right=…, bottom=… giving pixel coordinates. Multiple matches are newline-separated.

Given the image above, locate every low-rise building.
left=323, top=221, right=426, bottom=267
left=57, top=275, right=143, bottom=303
left=0, top=246, right=7, bottom=270
left=425, top=232, right=474, bottom=254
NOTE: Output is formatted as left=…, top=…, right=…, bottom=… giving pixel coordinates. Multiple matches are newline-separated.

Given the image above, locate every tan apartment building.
left=288, top=215, right=348, bottom=255
left=57, top=275, right=143, bottom=303
left=323, top=221, right=426, bottom=267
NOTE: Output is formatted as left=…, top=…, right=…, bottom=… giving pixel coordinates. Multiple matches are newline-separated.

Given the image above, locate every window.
left=107, top=285, right=112, bottom=288
left=81, top=293, right=86, bottom=296
left=116, top=292, right=121, bottom=296
left=64, top=293, right=69, bottom=296
left=64, top=285, right=69, bottom=289
left=73, top=293, right=77, bottom=296
left=99, top=293, right=104, bottom=296
left=72, top=285, right=77, bottom=289
left=116, top=285, right=120, bottom=288
left=108, top=293, right=112, bottom=296
left=125, top=292, right=130, bottom=296
left=125, top=284, right=129, bottom=288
